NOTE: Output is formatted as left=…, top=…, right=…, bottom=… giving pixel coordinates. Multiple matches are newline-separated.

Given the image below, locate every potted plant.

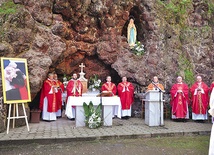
left=30, top=109, right=41, bottom=123
left=83, top=101, right=102, bottom=129
left=88, top=74, right=102, bottom=92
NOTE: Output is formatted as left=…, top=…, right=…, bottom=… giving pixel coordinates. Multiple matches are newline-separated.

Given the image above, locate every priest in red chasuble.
left=190, top=76, right=209, bottom=121
left=101, top=76, right=117, bottom=96
left=53, top=73, right=64, bottom=118
left=40, top=72, right=58, bottom=121
left=66, top=73, right=83, bottom=97
left=170, top=76, right=189, bottom=121
left=117, top=76, right=134, bottom=119
left=66, top=73, right=83, bottom=120
left=101, top=76, right=117, bottom=118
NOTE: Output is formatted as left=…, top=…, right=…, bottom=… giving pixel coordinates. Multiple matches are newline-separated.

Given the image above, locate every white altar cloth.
left=65, top=96, right=121, bottom=127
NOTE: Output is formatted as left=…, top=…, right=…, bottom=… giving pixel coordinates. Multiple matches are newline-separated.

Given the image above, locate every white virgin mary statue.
left=127, top=18, right=137, bottom=48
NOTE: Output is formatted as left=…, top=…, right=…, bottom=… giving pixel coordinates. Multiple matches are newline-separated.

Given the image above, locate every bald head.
left=177, top=76, right=182, bottom=83
left=196, top=76, right=202, bottom=82
left=153, top=76, right=158, bottom=83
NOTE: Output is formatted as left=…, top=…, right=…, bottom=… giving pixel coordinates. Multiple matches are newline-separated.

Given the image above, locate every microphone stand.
left=152, top=81, right=165, bottom=126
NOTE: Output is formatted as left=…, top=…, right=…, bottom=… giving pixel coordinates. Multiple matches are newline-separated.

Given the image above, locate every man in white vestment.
left=209, top=83, right=214, bottom=155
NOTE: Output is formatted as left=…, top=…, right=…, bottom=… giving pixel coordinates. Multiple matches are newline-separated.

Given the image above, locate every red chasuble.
left=117, top=82, right=134, bottom=110
left=55, top=80, right=64, bottom=110
left=101, top=82, right=117, bottom=96
left=170, top=83, right=189, bottom=118
left=39, top=79, right=57, bottom=112
left=66, top=79, right=83, bottom=98
left=190, top=82, right=209, bottom=114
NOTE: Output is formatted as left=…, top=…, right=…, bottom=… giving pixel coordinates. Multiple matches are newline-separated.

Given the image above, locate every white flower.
left=136, top=46, right=140, bottom=50
left=131, top=41, right=145, bottom=56
left=91, top=113, right=96, bottom=119
left=89, top=123, right=93, bottom=128
left=88, top=117, right=93, bottom=123
left=84, top=102, right=102, bottom=129
left=95, top=81, right=99, bottom=86
left=89, top=74, right=101, bottom=90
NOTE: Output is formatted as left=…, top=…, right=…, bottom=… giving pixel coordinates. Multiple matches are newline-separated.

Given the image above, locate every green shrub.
left=0, top=0, right=19, bottom=15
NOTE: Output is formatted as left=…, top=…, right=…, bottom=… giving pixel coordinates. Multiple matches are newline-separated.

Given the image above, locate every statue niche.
left=127, top=17, right=137, bottom=48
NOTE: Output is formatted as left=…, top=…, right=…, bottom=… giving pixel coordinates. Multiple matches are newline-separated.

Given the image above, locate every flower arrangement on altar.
left=88, top=74, right=102, bottom=91
left=83, top=101, right=102, bottom=129
left=131, top=41, right=145, bottom=56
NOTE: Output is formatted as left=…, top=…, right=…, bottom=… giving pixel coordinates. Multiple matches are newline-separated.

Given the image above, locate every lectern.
left=143, top=90, right=164, bottom=126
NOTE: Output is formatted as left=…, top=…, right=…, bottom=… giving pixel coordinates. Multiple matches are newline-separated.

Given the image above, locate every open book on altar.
left=96, top=91, right=114, bottom=97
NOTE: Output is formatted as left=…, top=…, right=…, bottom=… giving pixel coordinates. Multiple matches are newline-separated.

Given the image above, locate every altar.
left=64, top=63, right=122, bottom=127
left=65, top=95, right=121, bottom=127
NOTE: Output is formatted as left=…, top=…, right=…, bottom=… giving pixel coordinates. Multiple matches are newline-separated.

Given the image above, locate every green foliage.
left=162, top=0, right=192, bottom=14
left=131, top=41, right=145, bottom=56
left=83, top=101, right=102, bottom=129
left=88, top=74, right=102, bottom=90
left=184, top=69, right=194, bottom=86
left=207, top=1, right=214, bottom=14
left=83, top=102, right=90, bottom=118
left=0, top=0, right=19, bottom=15
left=158, top=0, right=192, bottom=27
left=178, top=54, right=195, bottom=86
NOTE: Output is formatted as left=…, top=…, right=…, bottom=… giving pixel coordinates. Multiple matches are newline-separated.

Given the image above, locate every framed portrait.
left=1, top=57, right=31, bottom=104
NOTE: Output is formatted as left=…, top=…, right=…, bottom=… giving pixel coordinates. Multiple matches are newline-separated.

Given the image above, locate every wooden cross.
left=79, top=63, right=85, bottom=73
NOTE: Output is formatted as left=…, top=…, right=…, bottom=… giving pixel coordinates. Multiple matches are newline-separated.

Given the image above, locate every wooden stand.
left=96, top=91, right=114, bottom=97
left=7, top=103, right=30, bottom=134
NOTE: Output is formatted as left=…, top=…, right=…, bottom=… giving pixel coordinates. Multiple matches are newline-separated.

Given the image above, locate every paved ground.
left=0, top=115, right=212, bottom=145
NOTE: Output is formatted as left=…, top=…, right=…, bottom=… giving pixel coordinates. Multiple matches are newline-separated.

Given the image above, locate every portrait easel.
left=1, top=57, right=32, bottom=134
left=7, top=102, right=30, bottom=134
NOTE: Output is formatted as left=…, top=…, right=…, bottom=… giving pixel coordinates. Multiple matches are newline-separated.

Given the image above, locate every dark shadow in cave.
left=84, top=55, right=121, bottom=85
left=28, top=90, right=41, bottom=111
left=50, top=54, right=121, bottom=86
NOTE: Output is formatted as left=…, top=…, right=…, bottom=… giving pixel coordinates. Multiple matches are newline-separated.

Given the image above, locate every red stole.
left=101, top=82, right=117, bottom=95
left=66, top=79, right=83, bottom=97
left=117, top=82, right=134, bottom=109
left=39, top=79, right=57, bottom=112
left=55, top=80, right=64, bottom=110
left=190, top=82, right=209, bottom=114
left=170, top=83, right=189, bottom=118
